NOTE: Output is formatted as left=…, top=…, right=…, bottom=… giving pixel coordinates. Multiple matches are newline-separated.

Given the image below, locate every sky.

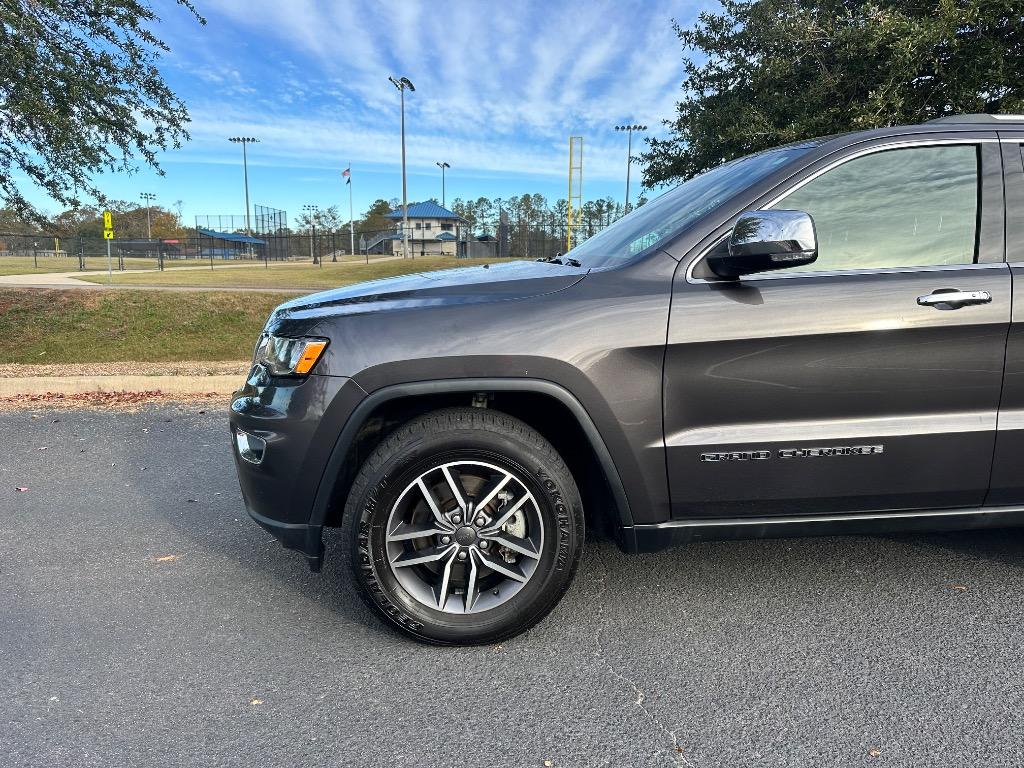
left=27, top=0, right=706, bottom=226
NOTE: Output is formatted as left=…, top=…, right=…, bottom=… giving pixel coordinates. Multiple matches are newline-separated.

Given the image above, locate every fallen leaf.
left=676, top=747, right=684, bottom=754
left=949, top=584, right=968, bottom=591
left=155, top=555, right=178, bottom=562
left=868, top=747, right=882, bottom=758
left=251, top=699, right=263, bottom=706
left=543, top=761, right=553, bottom=767
left=15, top=486, right=28, bottom=492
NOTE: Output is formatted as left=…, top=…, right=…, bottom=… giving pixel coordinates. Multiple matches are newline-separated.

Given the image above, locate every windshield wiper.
left=537, top=256, right=582, bottom=267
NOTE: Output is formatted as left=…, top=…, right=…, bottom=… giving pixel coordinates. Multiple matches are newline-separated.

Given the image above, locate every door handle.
left=917, top=289, right=992, bottom=310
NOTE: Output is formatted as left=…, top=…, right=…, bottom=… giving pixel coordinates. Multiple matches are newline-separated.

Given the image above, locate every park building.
left=363, top=201, right=499, bottom=258
left=385, top=201, right=464, bottom=257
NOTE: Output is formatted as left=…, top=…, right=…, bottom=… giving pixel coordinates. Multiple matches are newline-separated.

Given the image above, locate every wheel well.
left=323, top=390, right=620, bottom=538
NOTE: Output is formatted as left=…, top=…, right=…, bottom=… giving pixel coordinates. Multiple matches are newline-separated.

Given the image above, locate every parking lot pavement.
left=3, top=405, right=1024, bottom=768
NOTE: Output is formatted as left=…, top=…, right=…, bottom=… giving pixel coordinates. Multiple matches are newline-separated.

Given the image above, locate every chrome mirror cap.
left=710, top=209, right=818, bottom=278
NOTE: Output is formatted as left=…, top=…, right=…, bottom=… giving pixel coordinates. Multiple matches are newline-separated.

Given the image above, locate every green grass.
left=76, top=256, right=496, bottom=290
left=0, top=289, right=289, bottom=363
left=0, top=255, right=264, bottom=276
left=0, top=255, right=161, bottom=275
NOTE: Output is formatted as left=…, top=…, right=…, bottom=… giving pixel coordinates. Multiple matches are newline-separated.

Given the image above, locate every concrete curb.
left=0, top=374, right=241, bottom=397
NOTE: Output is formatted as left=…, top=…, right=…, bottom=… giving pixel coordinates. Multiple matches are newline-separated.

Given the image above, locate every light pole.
left=614, top=124, right=647, bottom=214
left=139, top=192, right=156, bottom=240
left=435, top=161, right=450, bottom=208
left=302, top=204, right=320, bottom=266
left=389, top=76, right=415, bottom=259
left=228, top=137, right=259, bottom=256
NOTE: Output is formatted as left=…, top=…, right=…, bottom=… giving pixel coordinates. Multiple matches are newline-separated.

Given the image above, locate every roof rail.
left=926, top=114, right=1024, bottom=124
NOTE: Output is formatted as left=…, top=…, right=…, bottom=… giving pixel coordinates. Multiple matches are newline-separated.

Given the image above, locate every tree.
left=0, top=0, right=205, bottom=221
left=641, top=0, right=1024, bottom=186
left=357, top=198, right=397, bottom=234
left=0, top=207, right=42, bottom=234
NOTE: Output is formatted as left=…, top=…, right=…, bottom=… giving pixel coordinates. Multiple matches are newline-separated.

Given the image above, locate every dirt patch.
left=0, top=360, right=250, bottom=378
left=0, top=390, right=227, bottom=412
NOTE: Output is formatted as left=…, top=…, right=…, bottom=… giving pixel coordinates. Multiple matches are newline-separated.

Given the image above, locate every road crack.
left=592, top=546, right=689, bottom=767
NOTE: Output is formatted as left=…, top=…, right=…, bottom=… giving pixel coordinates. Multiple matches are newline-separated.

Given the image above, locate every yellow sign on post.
left=103, top=209, right=114, bottom=282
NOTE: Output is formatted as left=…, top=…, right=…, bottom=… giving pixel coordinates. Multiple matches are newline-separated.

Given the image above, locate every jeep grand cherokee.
left=230, top=114, right=1024, bottom=644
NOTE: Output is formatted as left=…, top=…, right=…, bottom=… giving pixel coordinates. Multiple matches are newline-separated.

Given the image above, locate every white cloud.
left=167, top=0, right=696, bottom=187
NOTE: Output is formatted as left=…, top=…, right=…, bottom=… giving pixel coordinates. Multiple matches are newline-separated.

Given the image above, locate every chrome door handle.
left=917, top=289, right=992, bottom=309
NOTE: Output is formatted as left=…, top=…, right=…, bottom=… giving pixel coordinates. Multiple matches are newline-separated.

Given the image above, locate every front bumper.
left=229, top=369, right=367, bottom=571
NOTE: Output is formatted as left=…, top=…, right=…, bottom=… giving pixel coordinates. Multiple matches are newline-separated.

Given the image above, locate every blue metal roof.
left=385, top=201, right=462, bottom=220
left=197, top=228, right=266, bottom=245
left=435, top=231, right=458, bottom=241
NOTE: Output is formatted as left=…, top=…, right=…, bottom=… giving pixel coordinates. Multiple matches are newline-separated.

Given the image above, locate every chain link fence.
left=0, top=218, right=613, bottom=273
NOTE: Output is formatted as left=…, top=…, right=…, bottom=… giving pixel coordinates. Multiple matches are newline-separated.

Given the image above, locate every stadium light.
left=435, top=162, right=450, bottom=208
left=139, top=192, right=156, bottom=240
left=302, top=204, right=322, bottom=267
left=614, top=124, right=647, bottom=213
left=228, top=137, right=259, bottom=242
left=389, top=76, right=415, bottom=258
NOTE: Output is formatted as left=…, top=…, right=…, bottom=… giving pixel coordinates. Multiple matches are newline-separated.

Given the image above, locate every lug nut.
left=440, top=536, right=451, bottom=545
left=479, top=540, right=489, bottom=549
left=475, top=517, right=486, bottom=527
left=452, top=515, right=462, bottom=524
left=457, top=551, right=467, bottom=561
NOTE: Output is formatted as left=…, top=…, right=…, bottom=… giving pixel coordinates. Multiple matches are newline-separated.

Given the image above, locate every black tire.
left=343, top=407, right=585, bottom=645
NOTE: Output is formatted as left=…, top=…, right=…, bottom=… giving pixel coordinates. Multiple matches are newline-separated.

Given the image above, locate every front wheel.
left=343, top=407, right=585, bottom=645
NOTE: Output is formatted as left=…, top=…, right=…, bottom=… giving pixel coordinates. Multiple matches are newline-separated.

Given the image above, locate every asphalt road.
left=3, top=405, right=1024, bottom=767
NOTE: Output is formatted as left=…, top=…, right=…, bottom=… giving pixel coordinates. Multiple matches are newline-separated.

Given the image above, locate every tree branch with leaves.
left=641, top=0, right=1024, bottom=187
left=0, top=0, right=205, bottom=222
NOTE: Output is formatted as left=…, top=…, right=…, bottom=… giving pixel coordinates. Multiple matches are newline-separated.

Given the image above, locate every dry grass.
left=76, top=256, right=496, bottom=290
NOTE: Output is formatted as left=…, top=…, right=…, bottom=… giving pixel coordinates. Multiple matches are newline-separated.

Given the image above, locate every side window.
left=770, top=145, right=979, bottom=273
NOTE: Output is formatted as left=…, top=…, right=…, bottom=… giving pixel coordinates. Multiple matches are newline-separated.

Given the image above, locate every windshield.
left=567, top=145, right=815, bottom=268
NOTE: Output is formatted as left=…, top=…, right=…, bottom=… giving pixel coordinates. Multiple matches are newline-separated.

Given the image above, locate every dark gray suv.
left=230, top=114, right=1024, bottom=644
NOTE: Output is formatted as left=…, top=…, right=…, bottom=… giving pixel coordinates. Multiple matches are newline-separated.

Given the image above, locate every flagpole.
left=347, top=164, right=358, bottom=263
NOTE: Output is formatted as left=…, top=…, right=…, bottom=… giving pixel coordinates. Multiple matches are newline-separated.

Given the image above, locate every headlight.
left=253, top=334, right=329, bottom=376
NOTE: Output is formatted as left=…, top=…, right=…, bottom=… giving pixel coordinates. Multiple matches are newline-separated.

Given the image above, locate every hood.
left=268, top=260, right=587, bottom=328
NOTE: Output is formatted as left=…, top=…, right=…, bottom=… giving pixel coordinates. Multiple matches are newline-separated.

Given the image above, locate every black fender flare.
left=308, top=377, right=636, bottom=540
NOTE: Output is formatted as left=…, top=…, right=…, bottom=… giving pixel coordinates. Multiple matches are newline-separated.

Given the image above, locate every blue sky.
left=30, top=0, right=705, bottom=225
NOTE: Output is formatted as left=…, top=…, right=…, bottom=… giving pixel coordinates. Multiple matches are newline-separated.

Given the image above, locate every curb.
left=0, top=374, right=241, bottom=397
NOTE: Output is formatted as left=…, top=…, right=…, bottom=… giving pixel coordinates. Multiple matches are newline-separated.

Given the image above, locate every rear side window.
left=770, top=145, right=980, bottom=273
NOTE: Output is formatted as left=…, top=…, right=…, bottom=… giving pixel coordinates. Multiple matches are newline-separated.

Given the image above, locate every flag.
left=342, top=167, right=351, bottom=185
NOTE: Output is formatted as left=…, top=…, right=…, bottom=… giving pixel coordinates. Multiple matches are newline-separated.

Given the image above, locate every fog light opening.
left=235, top=428, right=266, bottom=465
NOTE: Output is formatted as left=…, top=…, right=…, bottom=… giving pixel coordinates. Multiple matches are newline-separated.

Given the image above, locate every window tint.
left=770, top=145, right=979, bottom=273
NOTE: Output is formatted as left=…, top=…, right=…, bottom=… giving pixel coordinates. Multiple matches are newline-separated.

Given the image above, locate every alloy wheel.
left=384, top=459, right=545, bottom=614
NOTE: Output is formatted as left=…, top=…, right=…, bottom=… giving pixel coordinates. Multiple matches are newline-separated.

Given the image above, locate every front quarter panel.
left=311, top=255, right=677, bottom=525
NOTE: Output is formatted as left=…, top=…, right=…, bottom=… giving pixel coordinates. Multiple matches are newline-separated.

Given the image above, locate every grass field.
left=76, top=256, right=497, bottom=290
left=0, top=289, right=288, bottom=364
left=0, top=255, right=270, bottom=276
left=0, top=255, right=159, bottom=276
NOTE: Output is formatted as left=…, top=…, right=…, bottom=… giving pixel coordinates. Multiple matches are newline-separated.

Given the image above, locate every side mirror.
left=707, top=210, right=817, bottom=278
